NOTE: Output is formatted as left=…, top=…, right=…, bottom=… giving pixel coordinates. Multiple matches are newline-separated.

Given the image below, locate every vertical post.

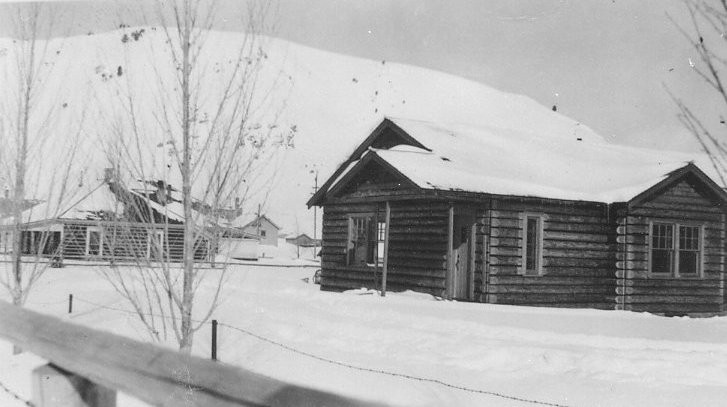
left=381, top=202, right=391, bottom=297
left=68, top=294, right=73, bottom=314
left=313, top=171, right=318, bottom=256
left=256, top=204, right=261, bottom=241
left=211, top=319, right=218, bottom=361
left=447, top=204, right=454, bottom=300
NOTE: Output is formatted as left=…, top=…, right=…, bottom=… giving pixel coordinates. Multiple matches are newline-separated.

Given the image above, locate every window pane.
left=526, top=217, right=538, bottom=271
left=651, top=249, right=672, bottom=274
left=679, top=226, right=699, bottom=250
left=652, top=223, right=673, bottom=249
left=679, top=251, right=698, bottom=274
left=89, top=231, right=101, bottom=255
left=348, top=216, right=375, bottom=265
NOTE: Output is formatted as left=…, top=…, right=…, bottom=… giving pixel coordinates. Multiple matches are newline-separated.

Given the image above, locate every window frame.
left=521, top=213, right=544, bottom=276
left=648, top=221, right=704, bottom=278
left=85, top=226, right=104, bottom=257
left=346, top=213, right=377, bottom=267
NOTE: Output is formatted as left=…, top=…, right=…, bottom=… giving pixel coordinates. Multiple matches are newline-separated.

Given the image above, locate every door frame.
left=447, top=205, right=476, bottom=300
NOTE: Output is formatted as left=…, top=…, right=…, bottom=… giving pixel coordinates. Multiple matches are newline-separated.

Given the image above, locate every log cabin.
left=307, top=117, right=727, bottom=316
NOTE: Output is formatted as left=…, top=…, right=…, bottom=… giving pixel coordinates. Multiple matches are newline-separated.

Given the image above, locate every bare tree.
left=0, top=3, right=86, bottom=312
left=669, top=0, right=727, bottom=185
left=94, top=0, right=294, bottom=353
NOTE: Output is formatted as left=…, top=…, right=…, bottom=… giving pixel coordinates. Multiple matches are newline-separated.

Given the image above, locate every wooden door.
left=451, top=214, right=474, bottom=300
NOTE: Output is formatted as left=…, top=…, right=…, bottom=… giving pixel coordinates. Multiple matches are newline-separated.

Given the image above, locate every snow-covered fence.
left=0, top=300, right=382, bottom=407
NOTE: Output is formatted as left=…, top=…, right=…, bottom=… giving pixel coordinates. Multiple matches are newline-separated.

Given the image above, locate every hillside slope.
left=0, top=28, right=702, bottom=233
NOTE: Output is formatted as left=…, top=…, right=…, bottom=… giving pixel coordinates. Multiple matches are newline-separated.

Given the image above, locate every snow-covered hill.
left=0, top=28, right=700, bottom=233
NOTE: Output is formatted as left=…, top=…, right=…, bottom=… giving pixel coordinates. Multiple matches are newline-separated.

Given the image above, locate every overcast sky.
left=0, top=0, right=719, bottom=152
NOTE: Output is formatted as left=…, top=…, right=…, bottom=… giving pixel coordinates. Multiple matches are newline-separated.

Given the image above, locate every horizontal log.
left=387, top=257, right=447, bottom=269
left=389, top=218, right=448, bottom=227
left=384, top=274, right=446, bottom=289
left=388, top=265, right=447, bottom=278
left=624, top=278, right=722, bottom=288
left=487, top=285, right=616, bottom=294
left=489, top=237, right=521, bottom=247
left=324, top=204, right=379, bottom=214
left=626, top=303, right=722, bottom=314
left=616, top=286, right=720, bottom=296
left=515, top=302, right=616, bottom=310
left=544, top=223, right=612, bottom=234
left=615, top=260, right=648, bottom=270
left=540, top=267, right=616, bottom=277
left=544, top=258, right=615, bottom=268
left=388, top=242, right=447, bottom=251
left=488, top=276, right=616, bottom=286
left=490, top=228, right=522, bottom=238
left=488, top=265, right=522, bottom=275
left=545, top=249, right=614, bottom=259
left=490, top=218, right=521, bottom=228
left=625, top=295, right=723, bottom=304
left=488, top=256, right=522, bottom=266
left=544, top=232, right=609, bottom=243
left=489, top=293, right=616, bottom=304
left=489, top=246, right=519, bottom=257
left=628, top=209, right=722, bottom=222
left=491, top=201, right=604, bottom=216
left=0, top=301, right=377, bottom=407
left=641, top=200, right=722, bottom=213
left=386, top=249, right=446, bottom=260
left=389, top=226, right=447, bottom=235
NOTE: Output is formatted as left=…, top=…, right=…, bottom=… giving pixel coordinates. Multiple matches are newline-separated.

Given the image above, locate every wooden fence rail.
left=0, top=301, right=383, bottom=407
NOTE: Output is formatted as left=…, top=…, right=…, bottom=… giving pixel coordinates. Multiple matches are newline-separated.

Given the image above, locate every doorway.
left=451, top=211, right=475, bottom=300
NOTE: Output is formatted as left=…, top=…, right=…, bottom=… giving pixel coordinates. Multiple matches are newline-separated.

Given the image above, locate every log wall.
left=483, top=198, right=617, bottom=309
left=617, top=180, right=726, bottom=315
left=320, top=201, right=449, bottom=296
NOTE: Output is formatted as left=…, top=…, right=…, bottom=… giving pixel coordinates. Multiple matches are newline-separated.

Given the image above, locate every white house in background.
left=233, top=214, right=281, bottom=247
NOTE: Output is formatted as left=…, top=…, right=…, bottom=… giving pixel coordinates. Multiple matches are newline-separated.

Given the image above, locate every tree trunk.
left=179, top=3, right=195, bottom=354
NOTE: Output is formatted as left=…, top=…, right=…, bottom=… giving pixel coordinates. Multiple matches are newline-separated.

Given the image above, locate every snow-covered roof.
left=324, top=117, right=717, bottom=204
left=5, top=183, right=121, bottom=225
left=228, top=214, right=281, bottom=230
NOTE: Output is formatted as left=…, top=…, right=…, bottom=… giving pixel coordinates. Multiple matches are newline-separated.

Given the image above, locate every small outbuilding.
left=237, top=214, right=281, bottom=247
left=285, top=233, right=321, bottom=247
left=308, top=117, right=727, bottom=316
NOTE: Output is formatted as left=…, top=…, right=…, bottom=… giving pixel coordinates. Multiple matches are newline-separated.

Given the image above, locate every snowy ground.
left=1, top=262, right=727, bottom=407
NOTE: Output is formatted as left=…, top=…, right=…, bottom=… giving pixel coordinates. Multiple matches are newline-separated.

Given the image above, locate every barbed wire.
left=73, top=296, right=571, bottom=407
left=0, top=378, right=34, bottom=407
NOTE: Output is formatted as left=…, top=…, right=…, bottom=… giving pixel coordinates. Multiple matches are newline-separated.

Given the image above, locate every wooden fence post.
left=211, top=319, right=218, bottom=361
left=33, top=364, right=116, bottom=407
left=68, top=294, right=73, bottom=314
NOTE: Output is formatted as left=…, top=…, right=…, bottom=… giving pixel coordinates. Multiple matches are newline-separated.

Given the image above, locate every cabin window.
left=649, top=222, right=702, bottom=277
left=347, top=215, right=376, bottom=266
left=650, top=223, right=673, bottom=274
left=86, top=227, right=103, bottom=256
left=522, top=214, right=543, bottom=275
left=678, top=225, right=700, bottom=275
left=1, top=232, right=10, bottom=252
left=260, top=230, right=267, bottom=238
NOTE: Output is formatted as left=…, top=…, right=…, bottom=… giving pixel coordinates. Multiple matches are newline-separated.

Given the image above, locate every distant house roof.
left=4, top=183, right=122, bottom=225
left=310, top=117, right=723, bottom=205
left=233, top=214, right=281, bottom=231
left=285, top=233, right=320, bottom=247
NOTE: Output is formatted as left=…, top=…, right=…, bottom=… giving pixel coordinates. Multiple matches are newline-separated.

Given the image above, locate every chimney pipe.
left=156, top=180, right=167, bottom=204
